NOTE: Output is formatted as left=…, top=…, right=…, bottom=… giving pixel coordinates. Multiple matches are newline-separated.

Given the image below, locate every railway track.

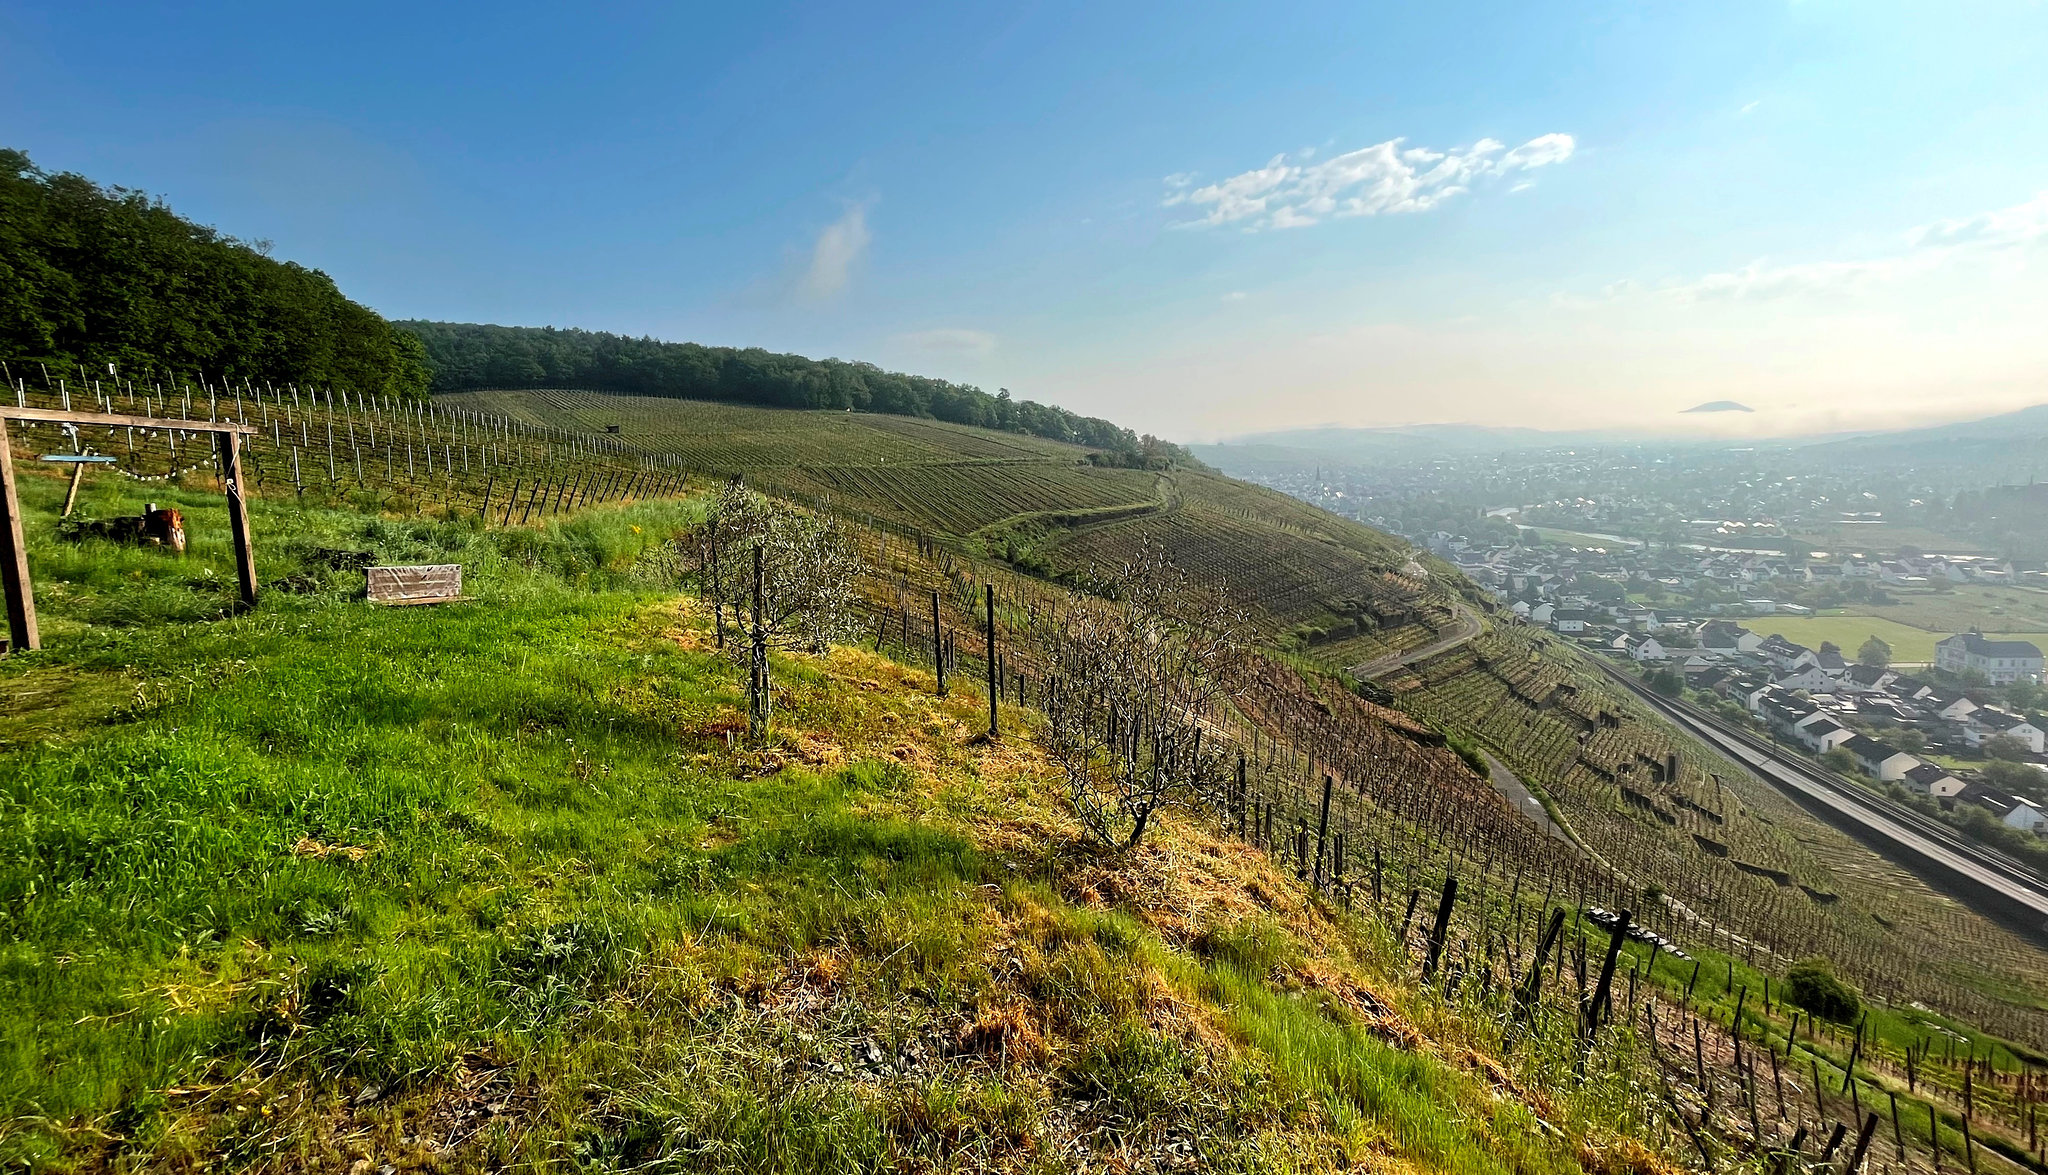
left=1592, top=658, right=2048, bottom=940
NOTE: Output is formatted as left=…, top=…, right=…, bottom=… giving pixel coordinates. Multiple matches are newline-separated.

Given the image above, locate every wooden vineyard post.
left=1844, top=1112, right=1878, bottom=1173
left=1422, top=874, right=1457, bottom=982
left=1312, top=775, right=1334, bottom=889
left=217, top=431, right=259, bottom=610
left=1516, top=908, right=1567, bottom=1023
left=985, top=584, right=998, bottom=739
left=748, top=544, right=767, bottom=741
left=1889, top=1091, right=1905, bottom=1163
left=931, top=589, right=945, bottom=696
left=0, top=416, right=38, bottom=653
left=1584, top=908, right=1630, bottom=1040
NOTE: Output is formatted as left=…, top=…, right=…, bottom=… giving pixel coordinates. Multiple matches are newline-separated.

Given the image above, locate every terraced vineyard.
left=438, top=388, right=1449, bottom=657
left=1400, top=626, right=2048, bottom=1045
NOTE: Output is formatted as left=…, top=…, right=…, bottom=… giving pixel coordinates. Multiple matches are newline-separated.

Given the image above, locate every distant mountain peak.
left=1682, top=400, right=1753, bottom=414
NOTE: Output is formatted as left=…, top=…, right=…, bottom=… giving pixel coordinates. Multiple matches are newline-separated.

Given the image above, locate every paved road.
left=1348, top=602, right=1482, bottom=680
left=1594, top=659, right=2048, bottom=940
left=1479, top=750, right=1571, bottom=844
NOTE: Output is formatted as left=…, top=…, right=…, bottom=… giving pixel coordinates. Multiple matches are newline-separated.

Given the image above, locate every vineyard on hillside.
left=437, top=388, right=1451, bottom=660
left=1399, top=624, right=2048, bottom=1045
left=5, top=376, right=677, bottom=528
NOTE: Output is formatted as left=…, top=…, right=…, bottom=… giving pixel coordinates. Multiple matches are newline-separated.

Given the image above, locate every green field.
left=1738, top=601, right=2048, bottom=663
left=1865, top=583, right=2048, bottom=632
left=1733, top=615, right=2037, bottom=663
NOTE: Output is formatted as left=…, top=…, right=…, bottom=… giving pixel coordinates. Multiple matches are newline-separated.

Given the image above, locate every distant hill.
left=1800, top=402, right=2048, bottom=450
left=1191, top=422, right=1652, bottom=472
left=403, top=320, right=1189, bottom=467
left=1683, top=400, right=1752, bottom=413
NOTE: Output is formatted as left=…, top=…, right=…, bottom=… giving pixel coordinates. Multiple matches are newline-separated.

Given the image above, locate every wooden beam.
left=217, top=431, right=259, bottom=610
left=0, top=417, right=40, bottom=653
left=0, top=404, right=256, bottom=434
left=61, top=461, right=86, bottom=518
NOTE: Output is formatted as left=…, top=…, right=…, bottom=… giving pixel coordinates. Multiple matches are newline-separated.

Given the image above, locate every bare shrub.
left=1036, top=539, right=1250, bottom=848
left=675, top=482, right=866, bottom=738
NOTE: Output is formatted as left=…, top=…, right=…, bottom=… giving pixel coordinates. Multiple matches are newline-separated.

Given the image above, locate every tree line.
left=0, top=148, right=430, bottom=399
left=399, top=320, right=1193, bottom=467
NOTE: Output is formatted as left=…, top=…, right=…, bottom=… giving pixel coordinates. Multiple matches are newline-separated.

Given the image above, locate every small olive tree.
left=680, top=482, right=865, bottom=738
left=1036, top=540, right=1250, bottom=849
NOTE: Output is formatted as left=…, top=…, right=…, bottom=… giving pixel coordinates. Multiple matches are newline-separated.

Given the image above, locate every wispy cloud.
left=892, top=328, right=997, bottom=357
left=1649, top=191, right=2048, bottom=302
left=1163, top=132, right=1574, bottom=230
left=800, top=202, right=872, bottom=300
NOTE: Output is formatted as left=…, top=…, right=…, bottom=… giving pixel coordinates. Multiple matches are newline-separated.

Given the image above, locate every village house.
left=1798, top=717, right=1857, bottom=755
left=1772, top=664, right=1835, bottom=692
left=1965, top=708, right=2048, bottom=754
left=1903, top=762, right=1968, bottom=798
left=1697, top=620, right=1763, bottom=655
left=1840, top=734, right=1921, bottom=781
left=1760, top=635, right=1818, bottom=673
left=1935, top=632, right=2045, bottom=685
left=1954, top=784, right=2048, bottom=834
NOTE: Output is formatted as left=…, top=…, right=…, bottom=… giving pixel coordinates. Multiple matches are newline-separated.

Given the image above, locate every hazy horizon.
left=9, top=1, right=2046, bottom=443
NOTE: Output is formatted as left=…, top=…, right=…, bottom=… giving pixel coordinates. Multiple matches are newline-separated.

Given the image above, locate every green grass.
left=0, top=468, right=1657, bottom=1173
left=1863, top=583, right=2048, bottom=633
left=1735, top=614, right=2048, bottom=663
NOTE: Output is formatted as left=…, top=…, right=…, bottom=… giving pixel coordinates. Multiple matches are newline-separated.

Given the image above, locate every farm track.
left=1594, top=658, right=2048, bottom=941
left=1348, top=602, right=1482, bottom=680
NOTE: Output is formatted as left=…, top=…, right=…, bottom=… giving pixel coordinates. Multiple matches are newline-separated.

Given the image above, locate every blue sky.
left=7, top=1, right=2048, bottom=440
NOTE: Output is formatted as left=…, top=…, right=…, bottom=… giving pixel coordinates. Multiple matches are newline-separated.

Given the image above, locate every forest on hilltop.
left=0, top=148, right=430, bottom=398
left=403, top=320, right=1191, bottom=465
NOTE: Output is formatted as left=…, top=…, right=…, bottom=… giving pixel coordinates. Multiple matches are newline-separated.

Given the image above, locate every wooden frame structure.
left=0, top=405, right=258, bottom=654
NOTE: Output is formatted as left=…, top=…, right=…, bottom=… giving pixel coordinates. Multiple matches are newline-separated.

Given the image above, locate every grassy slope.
left=0, top=471, right=1660, bottom=1174
left=433, top=390, right=1450, bottom=657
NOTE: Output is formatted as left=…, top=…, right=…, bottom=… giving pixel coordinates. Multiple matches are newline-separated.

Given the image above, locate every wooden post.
left=0, top=417, right=39, bottom=653
left=985, top=583, right=998, bottom=738
left=1312, top=775, right=1334, bottom=889
left=1888, top=1091, right=1905, bottom=1163
left=1422, top=874, right=1457, bottom=982
left=61, top=461, right=85, bottom=517
left=749, top=544, right=767, bottom=741
left=1845, top=1111, right=1878, bottom=1174
left=1515, top=908, right=1567, bottom=1022
left=218, top=431, right=258, bottom=610
left=1585, top=909, right=1630, bottom=1038
left=931, top=588, right=945, bottom=696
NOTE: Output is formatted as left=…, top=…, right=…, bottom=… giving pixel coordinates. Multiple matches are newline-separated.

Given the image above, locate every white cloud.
left=1739, top=100, right=1761, bottom=116
left=1164, top=132, right=1574, bottom=230
left=892, top=328, right=997, bottom=357
left=1221, top=290, right=1248, bottom=302
left=1616, top=191, right=2048, bottom=303
left=1911, top=191, right=2048, bottom=250
left=800, top=203, right=871, bottom=300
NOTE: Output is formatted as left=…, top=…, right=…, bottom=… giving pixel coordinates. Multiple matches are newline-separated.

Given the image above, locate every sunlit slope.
left=439, top=389, right=1453, bottom=655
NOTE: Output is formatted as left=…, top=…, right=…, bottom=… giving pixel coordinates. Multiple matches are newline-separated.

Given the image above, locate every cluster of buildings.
left=1453, top=542, right=2048, bottom=837
left=1732, top=660, right=2047, bottom=834
left=1432, top=531, right=2032, bottom=613
left=1616, top=617, right=2041, bottom=835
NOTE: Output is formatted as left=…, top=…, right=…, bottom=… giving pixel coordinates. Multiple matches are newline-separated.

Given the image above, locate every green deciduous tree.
left=0, top=148, right=428, bottom=397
